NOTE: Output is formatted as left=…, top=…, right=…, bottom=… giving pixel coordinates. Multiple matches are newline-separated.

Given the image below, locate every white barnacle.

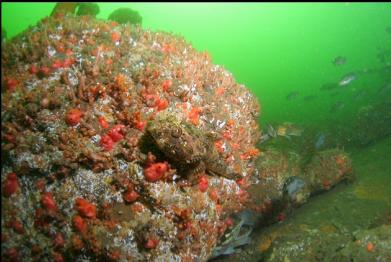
left=68, top=71, right=79, bottom=86
left=47, top=45, right=56, bottom=57
left=117, top=159, right=129, bottom=172
left=49, top=34, right=61, bottom=40
left=151, top=41, right=161, bottom=49
left=90, top=134, right=101, bottom=144
left=216, top=120, right=226, bottom=129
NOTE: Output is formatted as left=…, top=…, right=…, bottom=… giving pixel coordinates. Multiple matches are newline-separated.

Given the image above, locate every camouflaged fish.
left=146, top=111, right=239, bottom=180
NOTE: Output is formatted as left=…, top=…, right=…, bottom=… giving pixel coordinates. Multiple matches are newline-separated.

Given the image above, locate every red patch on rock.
left=53, top=232, right=65, bottom=249
left=188, top=107, right=201, bottom=126
left=73, top=215, right=87, bottom=234
left=98, top=116, right=109, bottom=129
left=38, top=66, right=51, bottom=78
left=209, top=189, right=218, bottom=201
left=65, top=108, right=84, bottom=126
left=277, top=212, right=286, bottom=222
left=144, top=162, right=169, bottom=182
left=198, top=176, right=209, bottom=192
left=35, top=179, right=46, bottom=191
left=133, top=112, right=147, bottom=131
left=29, top=64, right=39, bottom=74
left=6, top=78, right=19, bottom=92
left=10, top=220, right=24, bottom=234
left=3, top=133, right=16, bottom=144
left=41, top=192, right=58, bottom=212
left=52, top=59, right=64, bottom=69
left=123, top=189, right=140, bottom=203
left=111, top=31, right=121, bottom=42
left=100, top=134, right=115, bottom=151
left=2, top=172, right=19, bottom=197
left=215, top=87, right=225, bottom=96
left=162, top=79, right=172, bottom=92
left=53, top=252, right=65, bottom=262
left=108, top=249, right=121, bottom=261
left=62, top=57, right=75, bottom=68
left=225, top=217, right=234, bottom=227
left=155, top=98, right=169, bottom=111
left=75, top=198, right=96, bottom=219
left=4, top=247, right=20, bottom=262
left=144, top=238, right=159, bottom=249
left=107, top=124, right=125, bottom=142
left=214, top=140, right=225, bottom=153
left=134, top=120, right=147, bottom=131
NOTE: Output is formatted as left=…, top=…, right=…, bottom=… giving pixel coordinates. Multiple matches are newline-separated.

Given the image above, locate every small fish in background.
left=267, top=125, right=278, bottom=138
left=320, top=82, right=338, bottom=91
left=259, top=124, right=277, bottom=143
left=303, top=95, right=317, bottom=102
left=286, top=91, right=300, bottom=100
left=377, top=49, right=391, bottom=63
left=332, top=56, right=347, bottom=66
left=338, top=72, right=357, bottom=87
left=377, top=83, right=391, bottom=95
left=378, top=64, right=391, bottom=75
left=276, top=122, right=304, bottom=139
left=359, top=67, right=374, bottom=74
left=330, top=101, right=345, bottom=113
left=315, top=133, right=326, bottom=149
left=352, top=89, right=367, bottom=101
left=379, top=66, right=391, bottom=82
left=259, top=123, right=303, bottom=142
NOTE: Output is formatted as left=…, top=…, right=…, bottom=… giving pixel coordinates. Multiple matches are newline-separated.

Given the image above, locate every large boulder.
left=1, top=15, right=260, bottom=261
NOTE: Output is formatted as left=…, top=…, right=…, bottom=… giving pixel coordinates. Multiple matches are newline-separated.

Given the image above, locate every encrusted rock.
left=1, top=14, right=260, bottom=261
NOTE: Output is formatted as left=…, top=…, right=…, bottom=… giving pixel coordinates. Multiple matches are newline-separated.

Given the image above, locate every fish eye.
left=171, top=128, right=182, bottom=138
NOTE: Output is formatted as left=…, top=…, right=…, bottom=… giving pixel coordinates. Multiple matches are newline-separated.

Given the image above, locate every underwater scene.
left=1, top=2, right=391, bottom=261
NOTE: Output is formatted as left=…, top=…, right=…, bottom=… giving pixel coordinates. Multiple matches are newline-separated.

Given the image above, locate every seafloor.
left=216, top=136, right=391, bottom=262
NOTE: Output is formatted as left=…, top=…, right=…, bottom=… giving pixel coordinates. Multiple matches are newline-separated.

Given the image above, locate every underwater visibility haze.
left=1, top=2, right=391, bottom=262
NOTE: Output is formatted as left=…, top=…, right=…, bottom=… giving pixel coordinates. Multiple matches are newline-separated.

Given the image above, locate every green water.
left=2, top=3, right=391, bottom=129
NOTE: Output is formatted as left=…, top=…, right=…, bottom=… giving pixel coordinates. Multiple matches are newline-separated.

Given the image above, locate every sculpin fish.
left=146, top=111, right=239, bottom=180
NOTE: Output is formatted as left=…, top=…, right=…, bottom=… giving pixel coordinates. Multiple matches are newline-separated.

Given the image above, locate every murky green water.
left=2, top=3, right=391, bottom=128
left=2, top=3, right=391, bottom=261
